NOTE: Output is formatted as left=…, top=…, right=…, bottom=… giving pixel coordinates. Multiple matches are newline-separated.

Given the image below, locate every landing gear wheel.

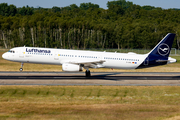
left=19, top=63, right=24, bottom=72
left=19, top=68, right=23, bottom=72
left=85, top=70, right=91, bottom=77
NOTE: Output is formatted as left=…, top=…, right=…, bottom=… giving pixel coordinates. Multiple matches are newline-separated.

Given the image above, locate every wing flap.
left=63, top=60, right=106, bottom=68
left=69, top=60, right=105, bottom=64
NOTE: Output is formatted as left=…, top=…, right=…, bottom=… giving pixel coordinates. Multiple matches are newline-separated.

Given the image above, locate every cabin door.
left=19, top=48, right=24, bottom=58
left=54, top=51, right=59, bottom=60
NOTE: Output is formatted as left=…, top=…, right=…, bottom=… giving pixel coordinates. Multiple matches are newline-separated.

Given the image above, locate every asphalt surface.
left=0, top=72, right=180, bottom=86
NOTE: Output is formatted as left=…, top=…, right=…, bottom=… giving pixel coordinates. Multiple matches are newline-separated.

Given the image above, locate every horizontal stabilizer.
left=156, top=60, right=169, bottom=63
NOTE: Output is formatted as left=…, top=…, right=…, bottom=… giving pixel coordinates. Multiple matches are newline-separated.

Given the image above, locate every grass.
left=0, top=86, right=180, bottom=119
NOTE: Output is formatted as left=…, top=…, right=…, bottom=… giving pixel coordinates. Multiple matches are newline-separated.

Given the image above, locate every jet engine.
left=62, top=63, right=83, bottom=72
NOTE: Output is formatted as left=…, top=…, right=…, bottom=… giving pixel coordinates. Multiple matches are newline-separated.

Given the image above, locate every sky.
left=0, top=0, right=180, bottom=9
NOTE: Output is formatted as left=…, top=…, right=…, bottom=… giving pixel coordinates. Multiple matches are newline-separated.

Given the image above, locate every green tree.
left=52, top=6, right=61, bottom=13
left=18, top=6, right=33, bottom=15
left=80, top=2, right=99, bottom=10
left=107, top=0, right=133, bottom=10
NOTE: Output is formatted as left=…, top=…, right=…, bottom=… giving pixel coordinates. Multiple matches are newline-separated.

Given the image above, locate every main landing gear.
left=85, top=69, right=91, bottom=77
left=19, top=63, right=24, bottom=72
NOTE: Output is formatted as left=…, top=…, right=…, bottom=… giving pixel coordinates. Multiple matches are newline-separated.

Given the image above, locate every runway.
left=0, top=72, right=180, bottom=86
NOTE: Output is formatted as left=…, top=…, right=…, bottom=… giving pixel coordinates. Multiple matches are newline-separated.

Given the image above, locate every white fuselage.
left=2, top=47, right=148, bottom=69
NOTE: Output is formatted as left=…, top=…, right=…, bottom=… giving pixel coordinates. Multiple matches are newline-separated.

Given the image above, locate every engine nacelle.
left=62, top=63, right=83, bottom=72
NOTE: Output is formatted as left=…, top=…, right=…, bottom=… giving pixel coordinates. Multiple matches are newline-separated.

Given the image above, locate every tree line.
left=0, top=0, right=180, bottom=49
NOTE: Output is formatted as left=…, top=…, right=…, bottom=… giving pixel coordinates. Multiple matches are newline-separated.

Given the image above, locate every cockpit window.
left=8, top=50, right=15, bottom=53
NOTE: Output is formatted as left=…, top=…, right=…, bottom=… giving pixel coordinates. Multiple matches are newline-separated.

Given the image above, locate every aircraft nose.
left=2, top=53, right=8, bottom=59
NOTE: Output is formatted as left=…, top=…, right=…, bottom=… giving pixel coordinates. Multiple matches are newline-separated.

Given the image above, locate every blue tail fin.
left=148, top=33, right=176, bottom=58
left=138, top=33, right=176, bottom=68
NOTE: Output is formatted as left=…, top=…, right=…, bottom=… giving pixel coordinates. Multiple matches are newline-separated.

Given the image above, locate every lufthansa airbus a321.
left=2, top=33, right=177, bottom=77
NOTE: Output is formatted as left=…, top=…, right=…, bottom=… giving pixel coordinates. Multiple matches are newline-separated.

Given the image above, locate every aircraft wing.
left=62, top=60, right=106, bottom=68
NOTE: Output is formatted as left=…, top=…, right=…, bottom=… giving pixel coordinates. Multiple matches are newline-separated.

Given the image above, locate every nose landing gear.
left=19, top=63, right=24, bottom=72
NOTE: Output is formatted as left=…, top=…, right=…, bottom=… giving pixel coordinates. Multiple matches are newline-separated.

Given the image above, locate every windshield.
left=8, top=50, right=15, bottom=53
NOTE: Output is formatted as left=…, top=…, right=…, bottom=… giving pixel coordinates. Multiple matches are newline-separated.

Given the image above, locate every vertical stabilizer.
left=148, top=33, right=176, bottom=58
left=138, top=33, right=176, bottom=68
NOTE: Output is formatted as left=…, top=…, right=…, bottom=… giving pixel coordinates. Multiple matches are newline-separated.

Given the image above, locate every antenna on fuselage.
left=24, top=45, right=26, bottom=47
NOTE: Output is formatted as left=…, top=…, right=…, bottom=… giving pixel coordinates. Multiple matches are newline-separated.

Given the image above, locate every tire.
left=86, top=70, right=91, bottom=77
left=19, top=68, right=23, bottom=72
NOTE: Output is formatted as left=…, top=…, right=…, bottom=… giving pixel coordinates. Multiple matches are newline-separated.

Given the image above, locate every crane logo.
left=158, top=43, right=170, bottom=56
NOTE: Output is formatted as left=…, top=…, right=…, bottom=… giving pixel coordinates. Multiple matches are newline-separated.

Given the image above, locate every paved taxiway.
left=0, top=72, right=180, bottom=86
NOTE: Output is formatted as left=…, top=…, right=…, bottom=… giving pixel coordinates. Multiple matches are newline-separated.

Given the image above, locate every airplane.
left=2, top=33, right=177, bottom=77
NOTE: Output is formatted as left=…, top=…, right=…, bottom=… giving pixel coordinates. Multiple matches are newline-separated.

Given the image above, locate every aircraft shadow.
left=0, top=75, right=180, bottom=81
